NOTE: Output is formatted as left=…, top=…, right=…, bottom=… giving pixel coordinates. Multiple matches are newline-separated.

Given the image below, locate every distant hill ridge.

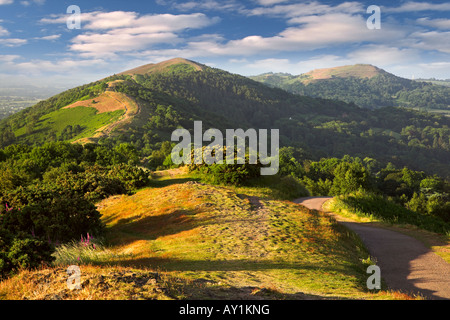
left=303, top=64, right=385, bottom=81
left=250, top=64, right=450, bottom=110
left=0, top=58, right=449, bottom=178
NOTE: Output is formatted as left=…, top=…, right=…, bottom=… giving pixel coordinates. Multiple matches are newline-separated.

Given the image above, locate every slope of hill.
left=118, top=57, right=204, bottom=76
left=0, top=172, right=417, bottom=300
left=250, top=64, right=450, bottom=110
left=0, top=58, right=449, bottom=178
left=304, top=64, right=383, bottom=82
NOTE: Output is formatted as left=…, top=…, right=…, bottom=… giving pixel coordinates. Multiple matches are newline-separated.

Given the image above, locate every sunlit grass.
left=93, top=180, right=416, bottom=299
left=1, top=172, right=421, bottom=300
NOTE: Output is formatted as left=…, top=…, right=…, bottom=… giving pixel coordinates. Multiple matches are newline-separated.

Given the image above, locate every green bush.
left=0, top=229, right=55, bottom=279
left=333, top=192, right=449, bottom=234
left=189, top=146, right=262, bottom=186
left=1, top=194, right=104, bottom=243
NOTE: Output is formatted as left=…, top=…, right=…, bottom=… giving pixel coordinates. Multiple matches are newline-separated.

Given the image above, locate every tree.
left=331, top=162, right=371, bottom=195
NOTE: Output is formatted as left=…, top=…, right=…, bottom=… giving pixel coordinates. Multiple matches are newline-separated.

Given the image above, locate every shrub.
left=0, top=229, right=54, bottom=279
left=188, top=145, right=262, bottom=186
left=1, top=192, right=104, bottom=243
left=333, top=192, right=449, bottom=234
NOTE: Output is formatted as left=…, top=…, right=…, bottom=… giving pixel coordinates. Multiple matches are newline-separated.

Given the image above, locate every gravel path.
left=294, top=197, right=450, bottom=300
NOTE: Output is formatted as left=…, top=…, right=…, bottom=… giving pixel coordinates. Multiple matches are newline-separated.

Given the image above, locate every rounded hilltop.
left=117, top=58, right=205, bottom=76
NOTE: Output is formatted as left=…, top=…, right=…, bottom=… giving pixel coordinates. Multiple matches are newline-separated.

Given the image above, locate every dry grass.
left=303, top=64, right=382, bottom=84
left=0, top=265, right=190, bottom=300
left=63, top=92, right=127, bottom=114
left=0, top=176, right=421, bottom=300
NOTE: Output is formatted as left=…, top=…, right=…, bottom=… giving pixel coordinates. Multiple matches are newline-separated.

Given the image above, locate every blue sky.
left=0, top=0, right=449, bottom=88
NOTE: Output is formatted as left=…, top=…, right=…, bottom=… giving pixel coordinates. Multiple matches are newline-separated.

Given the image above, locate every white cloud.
left=254, top=0, right=290, bottom=6
left=417, top=18, right=450, bottom=30
left=247, top=1, right=364, bottom=18
left=157, top=0, right=243, bottom=12
left=0, top=38, right=27, bottom=47
left=179, top=12, right=406, bottom=57
left=71, top=32, right=180, bottom=58
left=41, top=11, right=220, bottom=57
left=410, top=30, right=450, bottom=54
left=0, top=56, right=107, bottom=75
left=347, top=45, right=419, bottom=67
left=20, top=0, right=44, bottom=5
left=386, top=1, right=450, bottom=13
left=0, top=0, right=13, bottom=5
left=0, top=25, right=9, bottom=37
left=0, top=54, right=20, bottom=62
left=34, top=34, right=61, bottom=41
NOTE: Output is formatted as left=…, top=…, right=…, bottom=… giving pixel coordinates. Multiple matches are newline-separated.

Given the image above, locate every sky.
left=0, top=0, right=449, bottom=89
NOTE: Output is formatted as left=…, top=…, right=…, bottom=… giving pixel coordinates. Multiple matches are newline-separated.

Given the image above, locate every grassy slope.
left=14, top=106, right=124, bottom=142
left=0, top=172, right=418, bottom=300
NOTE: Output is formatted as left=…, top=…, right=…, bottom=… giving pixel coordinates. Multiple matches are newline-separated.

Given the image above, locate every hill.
left=304, top=64, right=384, bottom=82
left=250, top=64, right=450, bottom=111
left=0, top=58, right=449, bottom=178
left=118, top=57, right=205, bottom=76
left=0, top=172, right=417, bottom=300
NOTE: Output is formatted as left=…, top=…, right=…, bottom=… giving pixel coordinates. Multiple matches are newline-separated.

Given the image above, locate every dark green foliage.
left=253, top=71, right=450, bottom=110
left=0, top=141, right=151, bottom=278
left=282, top=154, right=450, bottom=227
left=336, top=193, right=449, bottom=234
left=278, top=147, right=305, bottom=178
left=194, top=162, right=261, bottom=186
left=0, top=229, right=55, bottom=278
left=330, top=162, right=372, bottom=195
left=0, top=189, right=104, bottom=243
left=188, top=146, right=262, bottom=186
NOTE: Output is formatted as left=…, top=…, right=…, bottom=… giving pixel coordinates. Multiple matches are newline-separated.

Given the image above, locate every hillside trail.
left=97, top=92, right=140, bottom=137
left=294, top=197, right=450, bottom=300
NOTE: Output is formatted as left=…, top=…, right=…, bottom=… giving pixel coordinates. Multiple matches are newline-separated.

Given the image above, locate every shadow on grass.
left=104, top=208, right=211, bottom=246
left=149, top=176, right=201, bottom=188
left=180, top=282, right=331, bottom=300
left=114, top=256, right=362, bottom=276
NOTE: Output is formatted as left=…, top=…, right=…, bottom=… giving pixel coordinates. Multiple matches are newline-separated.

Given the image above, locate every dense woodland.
left=0, top=61, right=449, bottom=278
left=251, top=71, right=450, bottom=110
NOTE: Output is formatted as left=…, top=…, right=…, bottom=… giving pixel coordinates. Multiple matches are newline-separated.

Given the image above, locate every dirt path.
left=294, top=197, right=450, bottom=300
left=95, top=92, right=141, bottom=138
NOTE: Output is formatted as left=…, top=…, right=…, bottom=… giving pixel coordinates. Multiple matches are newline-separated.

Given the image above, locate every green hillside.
left=14, top=107, right=124, bottom=142
left=251, top=64, right=450, bottom=111
left=0, top=58, right=449, bottom=178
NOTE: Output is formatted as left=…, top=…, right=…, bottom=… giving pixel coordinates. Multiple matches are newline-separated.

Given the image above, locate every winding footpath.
left=294, top=197, right=450, bottom=300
